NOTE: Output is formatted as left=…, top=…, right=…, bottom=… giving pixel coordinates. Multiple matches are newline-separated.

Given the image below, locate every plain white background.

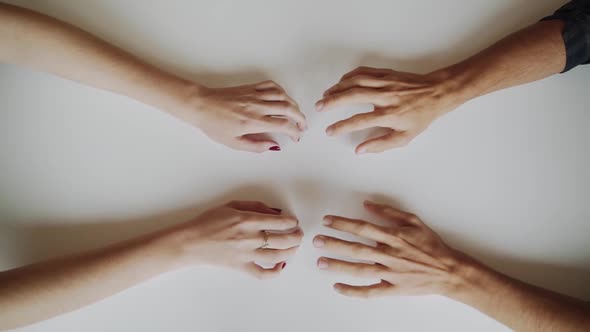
left=0, top=0, right=589, bottom=331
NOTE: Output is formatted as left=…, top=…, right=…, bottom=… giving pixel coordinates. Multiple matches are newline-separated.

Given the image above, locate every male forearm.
left=0, top=3, right=194, bottom=114
left=448, top=255, right=590, bottom=332
left=0, top=229, right=181, bottom=331
left=434, top=20, right=567, bottom=106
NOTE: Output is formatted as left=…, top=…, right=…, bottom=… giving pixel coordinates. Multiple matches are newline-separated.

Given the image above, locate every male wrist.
left=428, top=65, right=478, bottom=113
left=442, top=251, right=512, bottom=310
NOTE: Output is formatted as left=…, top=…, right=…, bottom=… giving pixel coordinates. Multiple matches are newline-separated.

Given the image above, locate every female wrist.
left=161, top=79, right=210, bottom=129
left=147, top=225, right=201, bottom=270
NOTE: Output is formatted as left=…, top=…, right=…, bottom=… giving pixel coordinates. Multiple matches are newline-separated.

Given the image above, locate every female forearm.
left=0, top=3, right=193, bottom=114
left=0, top=229, right=180, bottom=331
left=438, top=20, right=567, bottom=104
left=449, top=256, right=590, bottom=332
left=0, top=201, right=301, bottom=330
left=0, top=3, right=307, bottom=153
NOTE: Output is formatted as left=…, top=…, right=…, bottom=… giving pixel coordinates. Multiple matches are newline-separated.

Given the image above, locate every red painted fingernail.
left=270, top=208, right=282, bottom=213
left=281, top=262, right=287, bottom=269
left=270, top=146, right=281, bottom=151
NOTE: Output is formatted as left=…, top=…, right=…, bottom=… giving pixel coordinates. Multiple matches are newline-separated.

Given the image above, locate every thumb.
left=234, top=136, right=281, bottom=153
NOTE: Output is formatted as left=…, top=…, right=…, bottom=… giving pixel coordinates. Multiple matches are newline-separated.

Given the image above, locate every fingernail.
left=270, top=208, right=282, bottom=213
left=322, top=216, right=332, bottom=226
left=313, top=236, right=325, bottom=248
left=315, top=101, right=324, bottom=111
left=281, top=262, right=287, bottom=269
left=269, top=146, right=281, bottom=151
left=325, top=127, right=334, bottom=136
left=356, top=146, right=366, bottom=154
left=317, top=258, right=328, bottom=269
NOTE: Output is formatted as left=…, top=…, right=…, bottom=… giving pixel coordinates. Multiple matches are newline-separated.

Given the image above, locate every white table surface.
left=1, top=0, right=589, bottom=331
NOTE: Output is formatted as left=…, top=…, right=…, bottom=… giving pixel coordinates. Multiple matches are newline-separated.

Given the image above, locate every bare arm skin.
left=0, top=3, right=306, bottom=152
left=0, top=201, right=303, bottom=330
left=316, top=20, right=566, bottom=153
left=313, top=201, right=590, bottom=332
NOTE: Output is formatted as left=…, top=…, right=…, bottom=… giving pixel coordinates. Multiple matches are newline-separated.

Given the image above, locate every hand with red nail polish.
left=169, top=200, right=303, bottom=279
left=177, top=80, right=307, bottom=153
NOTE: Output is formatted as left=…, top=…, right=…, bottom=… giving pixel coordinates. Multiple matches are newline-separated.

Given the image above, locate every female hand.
left=313, top=200, right=466, bottom=297
left=316, top=66, right=464, bottom=154
left=176, top=80, right=307, bottom=153
left=167, top=200, right=303, bottom=279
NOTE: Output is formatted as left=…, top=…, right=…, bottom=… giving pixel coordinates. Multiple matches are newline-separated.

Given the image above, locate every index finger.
left=240, top=211, right=299, bottom=231
left=227, top=200, right=282, bottom=215
left=363, top=200, right=423, bottom=226
left=315, top=88, right=387, bottom=112
left=322, top=215, right=393, bottom=245
left=340, top=66, right=393, bottom=81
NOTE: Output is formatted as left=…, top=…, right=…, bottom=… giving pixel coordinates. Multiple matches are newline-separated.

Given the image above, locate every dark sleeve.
left=541, top=0, right=590, bottom=72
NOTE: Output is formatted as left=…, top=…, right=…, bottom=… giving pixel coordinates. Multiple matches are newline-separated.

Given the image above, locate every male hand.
left=317, top=66, right=463, bottom=154
left=314, top=200, right=466, bottom=297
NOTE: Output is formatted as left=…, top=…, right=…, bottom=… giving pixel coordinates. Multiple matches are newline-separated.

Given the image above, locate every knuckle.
left=355, top=223, right=371, bottom=235
left=238, top=118, right=251, bottom=127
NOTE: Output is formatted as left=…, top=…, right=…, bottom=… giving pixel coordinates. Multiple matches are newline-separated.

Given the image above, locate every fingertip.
left=317, top=257, right=328, bottom=269
left=312, top=235, right=325, bottom=248
left=315, top=100, right=324, bottom=112
left=297, top=122, right=309, bottom=132
left=325, top=126, right=334, bottom=136
left=333, top=283, right=345, bottom=292
left=322, top=215, right=333, bottom=226
left=355, top=145, right=367, bottom=154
